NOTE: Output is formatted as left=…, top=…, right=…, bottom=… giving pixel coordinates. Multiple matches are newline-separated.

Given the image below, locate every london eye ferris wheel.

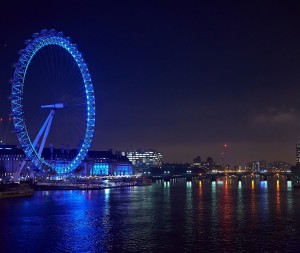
left=11, top=29, right=96, bottom=176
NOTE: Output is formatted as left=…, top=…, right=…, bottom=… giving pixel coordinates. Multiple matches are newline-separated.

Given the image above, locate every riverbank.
left=33, top=176, right=152, bottom=191
left=0, top=182, right=34, bottom=198
left=33, top=181, right=138, bottom=191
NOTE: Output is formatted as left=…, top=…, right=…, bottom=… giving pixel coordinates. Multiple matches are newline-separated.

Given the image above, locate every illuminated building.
left=88, top=151, right=132, bottom=176
left=296, top=143, right=300, bottom=164
left=249, top=161, right=266, bottom=172
left=253, top=161, right=260, bottom=172
left=268, top=161, right=291, bottom=173
left=0, top=145, right=132, bottom=178
left=0, top=145, right=28, bottom=178
left=259, top=160, right=267, bottom=172
left=125, top=149, right=162, bottom=170
left=192, top=156, right=216, bottom=173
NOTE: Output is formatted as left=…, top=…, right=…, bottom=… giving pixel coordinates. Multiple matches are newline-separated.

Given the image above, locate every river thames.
left=1, top=178, right=300, bottom=252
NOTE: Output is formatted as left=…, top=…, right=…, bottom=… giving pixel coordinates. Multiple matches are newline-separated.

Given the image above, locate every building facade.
left=0, top=145, right=133, bottom=178
left=125, top=149, right=162, bottom=173
left=296, top=143, right=300, bottom=164
left=268, top=161, right=291, bottom=173
left=88, top=151, right=132, bottom=176
left=0, top=145, right=29, bottom=178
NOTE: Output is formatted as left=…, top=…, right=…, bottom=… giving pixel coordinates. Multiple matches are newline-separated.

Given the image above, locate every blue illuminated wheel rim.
left=11, top=29, right=96, bottom=174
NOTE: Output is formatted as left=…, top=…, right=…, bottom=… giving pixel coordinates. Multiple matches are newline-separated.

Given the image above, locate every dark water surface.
left=1, top=178, right=300, bottom=252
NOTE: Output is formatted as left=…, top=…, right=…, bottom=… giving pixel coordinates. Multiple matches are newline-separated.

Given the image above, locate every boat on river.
left=0, top=182, right=34, bottom=198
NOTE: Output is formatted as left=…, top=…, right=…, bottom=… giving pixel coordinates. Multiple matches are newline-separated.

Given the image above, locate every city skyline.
left=1, top=1, right=300, bottom=165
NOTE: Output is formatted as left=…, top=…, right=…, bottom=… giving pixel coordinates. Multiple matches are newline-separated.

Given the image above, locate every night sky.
left=1, top=1, right=300, bottom=165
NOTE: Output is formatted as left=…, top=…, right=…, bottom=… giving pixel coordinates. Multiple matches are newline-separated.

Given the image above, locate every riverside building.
left=297, top=143, right=300, bottom=164
left=125, top=149, right=162, bottom=173
left=0, top=145, right=133, bottom=178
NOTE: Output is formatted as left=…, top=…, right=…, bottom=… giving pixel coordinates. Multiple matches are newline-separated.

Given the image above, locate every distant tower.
left=296, top=143, right=300, bottom=164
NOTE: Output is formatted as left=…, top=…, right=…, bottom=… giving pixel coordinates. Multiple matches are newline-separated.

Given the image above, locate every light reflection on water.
left=0, top=178, right=300, bottom=252
left=276, top=180, right=281, bottom=217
